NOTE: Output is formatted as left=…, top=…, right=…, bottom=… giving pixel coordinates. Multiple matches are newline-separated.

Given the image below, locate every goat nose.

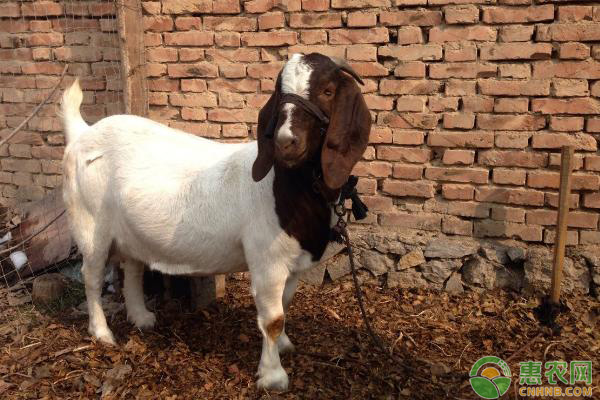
left=276, top=134, right=297, bottom=150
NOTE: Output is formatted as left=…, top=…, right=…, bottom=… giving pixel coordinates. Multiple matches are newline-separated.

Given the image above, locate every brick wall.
left=0, top=0, right=122, bottom=207
left=143, top=0, right=600, bottom=246
left=2, top=0, right=599, bottom=247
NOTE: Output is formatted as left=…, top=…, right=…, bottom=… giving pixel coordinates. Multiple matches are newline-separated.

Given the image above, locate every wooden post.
left=550, top=146, right=574, bottom=305
left=116, top=0, right=147, bottom=116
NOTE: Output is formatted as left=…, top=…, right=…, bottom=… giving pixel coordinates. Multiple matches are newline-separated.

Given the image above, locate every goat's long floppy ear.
left=252, top=75, right=281, bottom=182
left=321, top=75, right=371, bottom=190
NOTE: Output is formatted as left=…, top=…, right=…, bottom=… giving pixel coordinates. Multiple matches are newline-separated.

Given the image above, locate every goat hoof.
left=277, top=334, right=295, bottom=354
left=256, top=367, right=289, bottom=391
left=129, top=311, right=156, bottom=330
left=90, top=327, right=116, bottom=345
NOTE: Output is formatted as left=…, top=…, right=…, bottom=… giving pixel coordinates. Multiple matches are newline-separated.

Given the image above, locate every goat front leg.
left=277, top=275, right=298, bottom=354
left=251, top=267, right=289, bottom=391
left=122, top=258, right=156, bottom=330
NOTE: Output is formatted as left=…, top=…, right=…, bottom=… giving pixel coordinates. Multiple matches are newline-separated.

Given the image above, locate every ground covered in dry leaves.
left=0, top=274, right=598, bottom=399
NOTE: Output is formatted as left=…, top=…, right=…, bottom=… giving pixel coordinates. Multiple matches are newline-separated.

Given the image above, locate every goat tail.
left=60, top=78, right=88, bottom=143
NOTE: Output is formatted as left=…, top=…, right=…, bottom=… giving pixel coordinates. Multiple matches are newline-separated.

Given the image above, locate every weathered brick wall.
left=0, top=0, right=122, bottom=207
left=142, top=0, right=600, bottom=246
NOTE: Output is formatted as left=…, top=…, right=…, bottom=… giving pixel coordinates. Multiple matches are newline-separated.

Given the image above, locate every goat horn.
left=329, top=57, right=364, bottom=86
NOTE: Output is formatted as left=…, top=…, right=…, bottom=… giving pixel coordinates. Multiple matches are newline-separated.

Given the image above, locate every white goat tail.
left=61, top=79, right=88, bottom=143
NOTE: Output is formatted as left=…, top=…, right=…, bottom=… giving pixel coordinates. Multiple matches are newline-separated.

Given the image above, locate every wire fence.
left=0, top=0, right=124, bottom=302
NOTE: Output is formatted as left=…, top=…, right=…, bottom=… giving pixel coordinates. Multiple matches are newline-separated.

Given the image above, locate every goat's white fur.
left=276, top=54, right=313, bottom=145
left=61, top=59, right=329, bottom=391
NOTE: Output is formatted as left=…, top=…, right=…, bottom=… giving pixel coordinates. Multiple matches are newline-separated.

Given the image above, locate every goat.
left=60, top=53, right=371, bottom=391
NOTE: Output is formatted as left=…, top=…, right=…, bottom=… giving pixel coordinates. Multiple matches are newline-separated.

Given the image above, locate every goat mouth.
left=276, top=148, right=309, bottom=167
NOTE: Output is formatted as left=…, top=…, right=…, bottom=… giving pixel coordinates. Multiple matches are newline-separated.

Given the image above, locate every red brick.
left=429, top=26, right=496, bottom=43
left=22, top=1, right=63, bottom=16
left=168, top=63, right=218, bottom=78
left=474, top=221, right=542, bottom=242
left=25, top=32, right=64, bottom=47
left=447, top=201, right=490, bottom=218
left=428, top=97, right=459, bottom=112
left=302, top=0, right=329, bottom=11
left=144, top=16, right=173, bottom=32
left=377, top=146, right=431, bottom=163
left=347, top=12, right=377, bottom=27
left=444, top=43, right=477, bottom=62
left=442, top=149, right=475, bottom=165
left=289, top=13, right=342, bottom=28
left=528, top=171, right=599, bottom=190
left=543, top=229, right=579, bottom=247
left=544, top=193, right=579, bottom=209
left=369, top=127, right=392, bottom=143
left=397, top=27, right=423, bottom=45
left=533, top=98, right=600, bottom=114
left=329, top=28, right=388, bottom=44
left=215, top=32, right=241, bottom=47
left=494, top=98, right=529, bottom=113
left=482, top=5, right=553, bottom=23
left=300, top=30, right=327, bottom=44
left=425, top=167, right=488, bottom=184
left=558, top=6, right=593, bottom=22
left=162, top=0, right=212, bottom=14
left=559, top=43, right=590, bottom=60
left=444, top=5, right=479, bottom=24
left=364, top=95, right=393, bottom=111
left=428, top=132, right=494, bottom=148
left=478, top=79, right=549, bottom=96
left=331, top=0, right=390, bottom=7
left=527, top=210, right=598, bottom=229
left=499, top=25, right=534, bottom=42
left=492, top=168, right=526, bottom=186
left=442, top=184, right=474, bottom=200
left=550, top=116, right=584, bottom=132
left=347, top=45, right=377, bottom=62
left=588, top=118, right=600, bottom=133
left=549, top=24, right=600, bottom=42
left=592, top=81, right=600, bottom=97
left=548, top=153, right=584, bottom=170
left=443, top=113, right=475, bottom=129
left=379, top=45, right=442, bottom=61
left=533, top=60, right=600, bottom=79
left=383, top=180, right=436, bottom=198
left=393, top=62, right=426, bottom=78
left=204, top=16, right=257, bottom=32
left=380, top=213, right=441, bottom=231
left=583, top=193, right=600, bottom=209
left=477, top=114, right=545, bottom=131
left=0, top=2, right=20, bottom=17
left=476, top=187, right=545, bottom=206
left=380, top=79, right=441, bottom=95
left=380, top=10, right=442, bottom=26
left=442, top=216, right=473, bottom=236
left=288, top=45, right=345, bottom=59
left=164, top=32, right=213, bottom=46
left=480, top=43, right=552, bottom=61
left=392, top=164, right=423, bottom=180
left=147, top=48, right=178, bottom=63
left=392, top=130, right=425, bottom=144
left=241, top=32, right=297, bottom=46
left=356, top=178, right=377, bottom=195
left=491, top=206, right=525, bottom=223
left=247, top=62, right=285, bottom=79
left=581, top=232, right=600, bottom=245
left=349, top=62, right=388, bottom=77
left=429, top=63, right=497, bottom=79
left=170, top=92, right=218, bottom=108
left=478, top=150, right=547, bottom=168
left=352, top=161, right=392, bottom=177
left=552, top=79, right=588, bottom=97
left=531, top=133, right=597, bottom=151
left=213, top=0, right=242, bottom=13
left=446, top=81, right=476, bottom=96
left=258, top=12, right=285, bottom=30
left=174, top=17, right=202, bottom=31
left=148, top=78, right=179, bottom=92
left=499, top=64, right=531, bottom=78
left=585, top=155, right=600, bottom=171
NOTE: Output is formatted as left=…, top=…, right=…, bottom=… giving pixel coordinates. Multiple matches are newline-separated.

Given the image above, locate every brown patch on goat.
left=266, top=315, right=284, bottom=341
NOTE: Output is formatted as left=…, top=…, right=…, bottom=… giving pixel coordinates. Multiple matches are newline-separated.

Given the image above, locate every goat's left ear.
left=252, top=76, right=281, bottom=182
left=321, top=76, right=371, bottom=190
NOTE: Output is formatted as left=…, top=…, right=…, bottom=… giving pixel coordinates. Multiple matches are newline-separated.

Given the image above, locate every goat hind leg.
left=82, top=255, right=115, bottom=345
left=122, top=258, right=155, bottom=330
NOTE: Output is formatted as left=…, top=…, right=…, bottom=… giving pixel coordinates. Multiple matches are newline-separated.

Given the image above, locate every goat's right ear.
left=252, top=79, right=280, bottom=182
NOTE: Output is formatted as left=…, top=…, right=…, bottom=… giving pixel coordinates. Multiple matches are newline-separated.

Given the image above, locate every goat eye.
left=324, top=89, right=332, bottom=96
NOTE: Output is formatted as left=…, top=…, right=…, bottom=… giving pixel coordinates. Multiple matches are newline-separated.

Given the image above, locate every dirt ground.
left=0, top=274, right=598, bottom=399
